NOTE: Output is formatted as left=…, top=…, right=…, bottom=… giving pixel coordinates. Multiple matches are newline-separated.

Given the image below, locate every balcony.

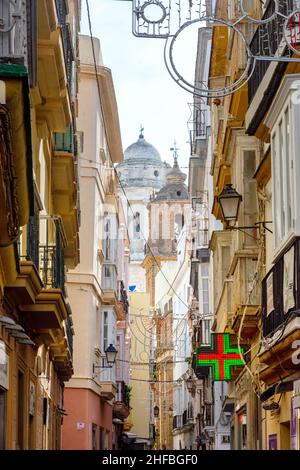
left=246, top=0, right=294, bottom=134
left=173, top=415, right=183, bottom=430
left=188, top=106, right=207, bottom=156
left=0, top=0, right=33, bottom=71
left=5, top=217, right=73, bottom=380
left=99, top=365, right=117, bottom=401
left=113, top=381, right=130, bottom=420
left=52, top=126, right=79, bottom=268
left=37, top=216, right=66, bottom=292
left=259, top=238, right=300, bottom=384
left=64, top=314, right=74, bottom=358
left=214, top=278, right=234, bottom=332
left=55, top=0, right=74, bottom=91
left=37, top=0, right=72, bottom=131
left=229, top=253, right=260, bottom=338
left=102, top=263, right=118, bottom=304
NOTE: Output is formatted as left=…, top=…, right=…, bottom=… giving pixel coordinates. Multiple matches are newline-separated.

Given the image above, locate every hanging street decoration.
left=196, top=333, right=244, bottom=381
left=124, top=1, right=300, bottom=98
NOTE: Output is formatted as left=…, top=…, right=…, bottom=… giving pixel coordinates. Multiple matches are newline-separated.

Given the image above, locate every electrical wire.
left=85, top=0, right=189, bottom=311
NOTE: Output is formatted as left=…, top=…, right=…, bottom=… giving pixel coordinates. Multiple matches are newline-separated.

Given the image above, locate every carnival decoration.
left=127, top=0, right=300, bottom=97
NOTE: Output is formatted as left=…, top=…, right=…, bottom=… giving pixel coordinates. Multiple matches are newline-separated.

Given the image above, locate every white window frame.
left=265, top=74, right=300, bottom=258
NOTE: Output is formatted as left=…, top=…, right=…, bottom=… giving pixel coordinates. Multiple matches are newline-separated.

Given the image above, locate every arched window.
left=133, top=212, right=141, bottom=239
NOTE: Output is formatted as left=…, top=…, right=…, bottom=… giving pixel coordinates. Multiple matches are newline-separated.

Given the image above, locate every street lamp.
left=105, top=343, right=118, bottom=365
left=218, top=184, right=242, bottom=224
left=186, top=375, right=196, bottom=394
left=218, top=184, right=272, bottom=234
left=93, top=344, right=118, bottom=375
left=154, top=405, right=159, bottom=418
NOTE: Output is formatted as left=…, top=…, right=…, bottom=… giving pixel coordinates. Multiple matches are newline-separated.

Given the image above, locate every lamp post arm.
left=229, top=221, right=273, bottom=235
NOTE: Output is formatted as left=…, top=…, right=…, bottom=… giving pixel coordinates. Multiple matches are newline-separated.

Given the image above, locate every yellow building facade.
left=209, top=0, right=300, bottom=450
left=0, top=0, right=80, bottom=449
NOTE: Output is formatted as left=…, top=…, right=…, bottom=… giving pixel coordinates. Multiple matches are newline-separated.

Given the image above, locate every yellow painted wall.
left=129, top=292, right=151, bottom=439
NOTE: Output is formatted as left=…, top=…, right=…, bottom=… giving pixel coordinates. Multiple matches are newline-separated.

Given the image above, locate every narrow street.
left=0, top=0, right=300, bottom=455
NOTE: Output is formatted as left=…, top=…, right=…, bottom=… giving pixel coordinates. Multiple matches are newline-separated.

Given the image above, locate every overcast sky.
left=81, top=0, right=197, bottom=169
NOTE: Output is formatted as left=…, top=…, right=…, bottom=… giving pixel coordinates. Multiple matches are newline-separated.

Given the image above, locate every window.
left=105, top=430, right=110, bottom=450
left=104, top=217, right=111, bottom=260
left=201, top=319, right=211, bottom=345
left=267, top=77, right=299, bottom=253
left=99, top=427, right=104, bottom=450
left=199, top=263, right=210, bottom=315
left=103, top=311, right=108, bottom=351
left=92, top=423, right=97, bottom=450
left=133, top=212, right=141, bottom=240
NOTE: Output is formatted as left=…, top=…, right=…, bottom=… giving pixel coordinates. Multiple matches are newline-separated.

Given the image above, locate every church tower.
left=116, top=129, right=170, bottom=292
left=143, top=148, right=190, bottom=306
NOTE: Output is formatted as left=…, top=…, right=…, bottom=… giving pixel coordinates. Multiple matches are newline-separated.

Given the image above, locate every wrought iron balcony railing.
left=64, top=315, right=74, bottom=358
left=262, top=238, right=300, bottom=338
left=25, top=214, right=67, bottom=293
left=55, top=0, right=74, bottom=91
left=173, top=414, right=183, bottom=430
left=248, top=0, right=294, bottom=105
left=188, top=106, right=207, bottom=155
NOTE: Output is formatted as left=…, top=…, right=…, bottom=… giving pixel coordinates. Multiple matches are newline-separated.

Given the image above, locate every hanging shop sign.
left=196, top=333, right=244, bottom=381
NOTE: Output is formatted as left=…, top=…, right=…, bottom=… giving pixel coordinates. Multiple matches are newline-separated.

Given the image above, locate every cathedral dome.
left=116, top=130, right=170, bottom=189
left=124, top=132, right=162, bottom=162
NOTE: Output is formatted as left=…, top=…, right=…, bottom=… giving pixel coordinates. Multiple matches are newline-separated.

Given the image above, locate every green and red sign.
left=196, top=333, right=244, bottom=381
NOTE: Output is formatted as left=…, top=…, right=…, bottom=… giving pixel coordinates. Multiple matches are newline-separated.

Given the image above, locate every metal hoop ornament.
left=164, top=17, right=255, bottom=98
left=140, top=1, right=167, bottom=25
left=283, top=10, right=300, bottom=56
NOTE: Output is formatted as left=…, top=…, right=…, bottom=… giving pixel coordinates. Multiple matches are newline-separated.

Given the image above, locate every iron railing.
left=173, top=414, right=183, bottom=430
left=189, top=107, right=207, bottom=155
left=182, top=410, right=188, bottom=426
left=25, top=214, right=67, bottom=292
left=64, top=315, right=73, bottom=358
left=55, top=0, right=74, bottom=90
left=248, top=0, right=294, bottom=105
left=262, top=238, right=300, bottom=337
